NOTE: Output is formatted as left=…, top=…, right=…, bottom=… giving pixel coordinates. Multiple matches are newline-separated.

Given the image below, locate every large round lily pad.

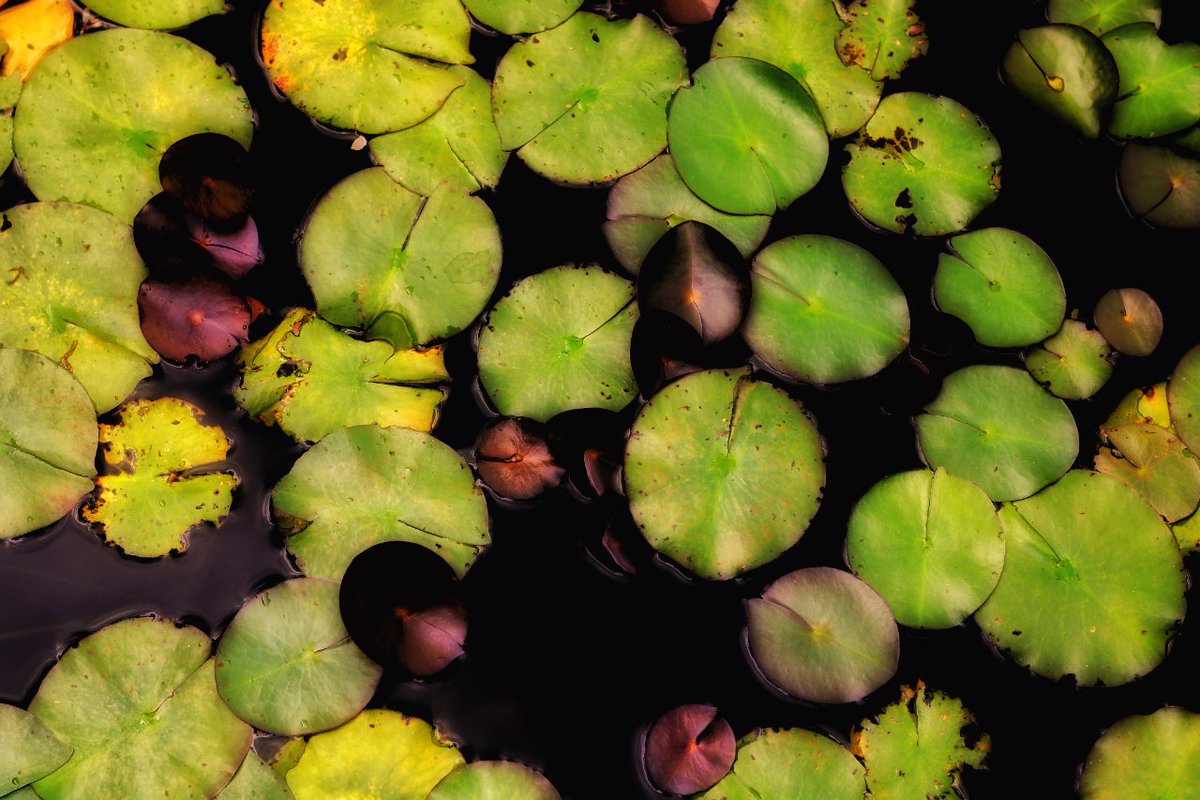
left=625, top=368, right=825, bottom=580
left=82, top=0, right=225, bottom=29
left=0, top=703, right=72, bottom=794
left=460, top=0, right=581, bottom=35
left=1170, top=344, right=1200, bottom=453
left=1024, top=319, right=1113, bottom=400
left=273, top=425, right=490, bottom=581
left=14, top=28, right=253, bottom=223
left=976, top=470, right=1186, bottom=686
left=916, top=365, right=1079, bottom=502
left=492, top=12, right=688, bottom=185
left=29, top=617, right=252, bottom=800
left=1118, top=142, right=1200, bottom=229
left=428, top=762, right=561, bottom=800
left=1081, top=707, right=1200, bottom=800
left=1048, top=0, right=1161, bottom=35
left=698, top=728, right=866, bottom=800
left=744, top=234, right=909, bottom=384
left=1102, top=23, right=1200, bottom=139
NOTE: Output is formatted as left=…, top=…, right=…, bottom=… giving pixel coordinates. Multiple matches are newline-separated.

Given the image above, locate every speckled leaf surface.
left=836, top=0, right=928, bottom=81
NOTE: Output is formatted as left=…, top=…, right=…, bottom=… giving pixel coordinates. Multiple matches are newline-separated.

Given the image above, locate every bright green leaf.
left=460, top=0, right=581, bottom=35
left=81, top=0, right=225, bottom=29
left=1024, top=319, right=1114, bottom=400
left=217, top=751, right=294, bottom=800
left=1169, top=344, right=1200, bottom=454
left=1048, top=0, right=1161, bottom=35
left=1103, top=23, right=1200, bottom=139
left=428, top=762, right=560, bottom=800
left=697, top=728, right=866, bottom=800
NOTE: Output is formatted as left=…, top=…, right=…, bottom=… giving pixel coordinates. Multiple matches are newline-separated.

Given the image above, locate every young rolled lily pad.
left=1047, top=0, right=1161, bottom=35
left=852, top=682, right=989, bottom=800
left=428, top=761, right=561, bottom=800
left=643, top=704, right=735, bottom=795
left=218, top=750, right=294, bottom=800
left=697, top=728, right=866, bottom=800
left=712, top=0, right=883, bottom=137
left=80, top=0, right=225, bottom=30
left=0, top=346, right=97, bottom=540
left=0, top=703, right=73, bottom=794
left=846, top=468, right=1004, bottom=629
left=286, top=710, right=463, bottom=800
left=843, top=93, right=1002, bottom=236
left=1080, top=707, right=1200, bottom=799
left=273, top=425, right=490, bottom=580
left=916, top=365, right=1079, bottom=501
left=30, top=617, right=252, bottom=800
left=603, top=154, right=771, bottom=275
left=0, top=0, right=73, bottom=78
left=235, top=309, right=447, bottom=443
left=1118, top=143, right=1200, bottom=229
left=260, top=0, right=471, bottom=134
left=625, top=368, right=825, bottom=580
left=1170, top=345, right=1200, bottom=454
left=1094, top=287, right=1163, bottom=356
left=14, top=28, right=254, bottom=223
left=1102, top=23, right=1200, bottom=139
left=476, top=265, right=638, bottom=422
left=0, top=202, right=157, bottom=412
left=1024, top=319, right=1114, bottom=399
left=1001, top=24, right=1118, bottom=138
left=460, top=0, right=581, bottom=35
left=216, top=578, right=383, bottom=736
left=836, top=0, right=929, bottom=81
left=975, top=470, right=1186, bottom=685
left=744, top=234, right=909, bottom=384
left=667, top=56, right=828, bottom=216
left=84, top=397, right=238, bottom=558
left=473, top=417, right=564, bottom=500
left=1096, top=422, right=1200, bottom=522
left=492, top=12, right=688, bottom=185
left=746, top=567, right=900, bottom=704
left=300, top=168, right=501, bottom=349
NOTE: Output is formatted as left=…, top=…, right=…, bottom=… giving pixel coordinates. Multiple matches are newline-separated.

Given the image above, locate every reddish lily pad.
left=138, top=277, right=257, bottom=363
left=643, top=704, right=735, bottom=795
left=473, top=417, right=565, bottom=501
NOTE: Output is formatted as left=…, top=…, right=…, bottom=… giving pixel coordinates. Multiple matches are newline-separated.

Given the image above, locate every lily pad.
left=1172, top=510, right=1200, bottom=553
left=0, top=0, right=73, bottom=79
left=0, top=703, right=73, bottom=794
left=643, top=705, right=735, bottom=795
left=158, top=133, right=253, bottom=226
left=625, top=368, right=825, bottom=580
left=698, top=728, right=866, bottom=800
left=1118, top=142, right=1200, bottom=229
left=1102, top=23, right=1200, bottom=139
left=476, top=265, right=638, bottom=422
left=14, top=28, right=254, bottom=223
left=744, top=234, right=909, bottom=384
left=916, top=365, right=1079, bottom=502
left=428, top=762, right=561, bottom=800
left=260, top=0, right=471, bottom=134
left=1170, top=345, right=1200, bottom=453
left=273, top=424, right=490, bottom=580
left=84, top=397, right=237, bottom=558
left=80, top=0, right=225, bottom=30
left=1094, top=287, right=1163, bottom=356
left=1080, top=707, right=1200, bottom=800
left=0, top=346, right=97, bottom=540
left=843, top=92, right=1002, bottom=236
left=137, top=277, right=257, bottom=363
left=712, top=0, right=883, bottom=137
left=473, top=417, right=564, bottom=500
left=1047, top=0, right=1161, bottom=35
left=1024, top=319, right=1114, bottom=399
left=1107, top=382, right=1171, bottom=429
left=299, top=168, right=501, bottom=349
left=975, top=470, right=1186, bottom=685
left=1095, top=422, right=1200, bottom=522
left=460, top=0, right=581, bottom=35
left=836, top=0, right=929, bottom=81
left=667, top=56, right=828, bottom=216
left=286, top=710, right=463, bottom=800
left=0, top=202, right=157, bottom=412
left=846, top=468, right=1003, bottom=629
left=218, top=751, right=294, bottom=800
left=29, top=617, right=252, bottom=800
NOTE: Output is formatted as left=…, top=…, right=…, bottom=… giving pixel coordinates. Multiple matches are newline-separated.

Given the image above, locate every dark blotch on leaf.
left=643, top=704, right=736, bottom=795
left=630, top=308, right=705, bottom=398
left=134, top=192, right=212, bottom=280
left=138, top=277, right=258, bottom=362
left=474, top=417, right=565, bottom=501
left=159, top=132, right=254, bottom=226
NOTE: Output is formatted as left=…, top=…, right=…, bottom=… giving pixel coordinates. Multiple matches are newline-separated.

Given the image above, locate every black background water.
left=3, top=1, right=1200, bottom=796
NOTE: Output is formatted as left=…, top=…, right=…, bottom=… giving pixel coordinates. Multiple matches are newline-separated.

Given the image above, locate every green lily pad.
left=916, top=365, right=1079, bottom=501
left=0, top=202, right=156, bottom=412
left=216, top=578, right=383, bottom=736
left=218, top=751, right=294, bottom=800
left=1102, top=23, right=1200, bottom=139
left=843, top=92, right=1002, bottom=236
left=260, top=0, right=471, bottom=134
left=235, top=309, right=448, bottom=443
left=0, top=346, right=97, bottom=540
left=836, top=0, right=928, bottom=81
left=712, top=0, right=883, bottom=137
left=1172, top=510, right=1200, bottom=553
left=273, top=425, right=489, bottom=581
left=1118, top=142, right=1200, bottom=229
left=603, top=154, right=771, bottom=275
left=1095, top=287, right=1163, bottom=356
left=1106, top=382, right=1171, bottom=429
left=1170, top=345, right=1200, bottom=453
left=476, top=265, right=638, bottom=422
left=697, top=728, right=866, bottom=800
left=1081, top=707, right=1200, bottom=799
left=369, top=68, right=507, bottom=196
left=81, top=0, right=225, bottom=29
left=1025, top=319, right=1114, bottom=400
left=492, top=12, right=687, bottom=185
left=1095, top=422, right=1200, bottom=522
left=976, top=470, right=1186, bottom=685
left=746, top=567, right=899, bottom=703
left=1001, top=24, right=1118, bottom=138
left=14, top=28, right=253, bottom=223
left=852, top=682, right=989, bottom=800
left=286, top=710, right=463, bottom=800
left=300, top=168, right=501, bottom=349
left=667, top=56, right=828, bottom=215
left=269, top=739, right=307, bottom=777
left=30, top=617, right=252, bottom=800
left=846, top=468, right=1004, bottom=629
left=1048, top=0, right=1161, bottom=35
left=0, top=703, right=73, bottom=794
left=625, top=368, right=824, bottom=580
left=6, top=788, right=41, bottom=800
left=460, top=0, right=581, bottom=35
left=428, top=762, right=560, bottom=800
left=743, top=234, right=909, bottom=385
left=83, top=397, right=237, bottom=558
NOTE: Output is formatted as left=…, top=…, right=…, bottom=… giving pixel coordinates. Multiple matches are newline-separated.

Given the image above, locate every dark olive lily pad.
left=1048, top=0, right=1161, bottom=35
left=1095, top=422, right=1200, bottom=522
left=0, top=0, right=73, bottom=79
left=0, top=703, right=72, bottom=794
left=80, top=0, right=225, bottom=29
left=1094, top=286, right=1163, bottom=356
left=836, top=0, right=929, bottom=81
left=460, top=0, right=581, bottom=35
left=643, top=704, right=735, bottom=795
left=1102, top=23, right=1200, bottom=139
left=976, top=470, right=1186, bottom=685
left=1118, top=143, right=1200, bottom=229
left=473, top=417, right=564, bottom=501
left=428, top=762, right=561, bottom=800
left=1169, top=345, right=1200, bottom=453
left=217, top=750, right=294, bottom=800
left=697, top=728, right=866, bottom=800
left=1080, top=707, right=1200, bottom=800
left=1024, top=319, right=1114, bottom=400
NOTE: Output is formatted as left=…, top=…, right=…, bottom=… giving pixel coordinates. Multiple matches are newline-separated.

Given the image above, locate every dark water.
left=3, top=1, right=1200, bottom=797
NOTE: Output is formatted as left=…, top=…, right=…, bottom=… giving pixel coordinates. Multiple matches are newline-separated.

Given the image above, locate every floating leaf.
left=643, top=704, right=735, bottom=795
left=217, top=751, right=294, bottom=800
left=837, top=0, right=929, bottom=81
left=843, top=92, right=1002, bottom=236
left=492, top=12, right=688, bottom=185
left=269, top=738, right=307, bottom=777
left=630, top=309, right=705, bottom=398
left=1173, top=510, right=1200, bottom=553
left=0, top=703, right=73, bottom=794
left=916, top=365, right=1079, bottom=502
left=429, top=762, right=560, bottom=800
left=1048, top=0, right=1161, bottom=35
left=1094, top=287, right=1163, bottom=356
left=976, top=470, right=1186, bottom=685
left=1080, top=707, right=1200, bottom=799
left=473, top=417, right=564, bottom=501
left=625, top=368, right=824, bottom=580
left=1118, top=142, right=1200, bottom=229
left=0, top=0, right=72, bottom=78
left=1106, top=381, right=1171, bottom=429
left=698, top=728, right=866, bottom=800
left=1095, top=422, right=1200, bottom=522
left=138, top=277, right=256, bottom=363
left=460, top=0, right=580, bottom=35
left=660, top=0, right=720, bottom=25
left=14, top=28, right=254, bottom=223
left=1170, top=345, right=1200, bottom=454
left=30, top=618, right=252, bottom=800
left=158, top=133, right=253, bottom=226
left=189, top=215, right=264, bottom=279
left=273, top=425, right=490, bottom=580
left=667, top=56, right=828, bottom=215
left=744, top=234, right=909, bottom=384
left=83, top=397, right=237, bottom=558
left=477, top=265, right=638, bottom=422
left=79, top=0, right=225, bottom=30
left=1024, top=319, right=1114, bottom=400
left=1103, top=23, right=1200, bottom=139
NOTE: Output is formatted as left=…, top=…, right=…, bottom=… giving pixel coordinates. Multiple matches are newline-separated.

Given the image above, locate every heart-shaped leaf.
left=1024, top=319, right=1114, bottom=400
left=138, top=277, right=256, bottom=363
left=837, top=0, right=929, bottom=81
left=643, top=704, right=735, bottom=795
left=1102, top=23, right=1200, bottom=139
left=1094, top=287, right=1163, bottom=356
left=698, top=728, right=866, bottom=800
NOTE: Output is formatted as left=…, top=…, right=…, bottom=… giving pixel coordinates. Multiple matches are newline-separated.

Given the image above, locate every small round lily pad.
left=217, top=751, right=293, bottom=800
left=698, top=728, right=865, bottom=800
left=1047, top=0, right=1161, bottom=35
left=916, top=365, right=1079, bottom=501
left=1024, top=319, right=1114, bottom=399
left=1170, top=345, right=1200, bottom=454
left=744, top=234, right=909, bottom=384
left=1118, top=143, right=1200, bottom=229
left=1102, top=23, right=1200, bottom=139
left=1094, top=287, right=1163, bottom=356
left=0, top=703, right=73, bottom=795
left=1081, top=707, right=1200, bottom=800
left=81, top=0, right=225, bottom=29
left=1096, top=422, right=1200, bottom=522
left=836, top=0, right=928, bottom=81
left=428, top=762, right=561, bottom=800
left=460, top=0, right=581, bottom=35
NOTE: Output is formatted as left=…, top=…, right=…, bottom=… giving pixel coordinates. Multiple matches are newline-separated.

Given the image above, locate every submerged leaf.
left=1093, top=287, right=1163, bottom=356
left=643, top=704, right=735, bottom=795
left=159, top=132, right=253, bottom=226
left=630, top=309, right=706, bottom=398
left=837, top=0, right=929, bottom=81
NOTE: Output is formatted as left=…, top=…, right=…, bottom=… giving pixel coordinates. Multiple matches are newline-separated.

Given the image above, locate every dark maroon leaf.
left=658, top=0, right=720, bottom=24
left=159, top=132, right=254, bottom=225
left=474, top=417, right=565, bottom=501
left=189, top=215, right=263, bottom=279
left=631, top=309, right=706, bottom=398
left=133, top=192, right=213, bottom=280
left=644, top=704, right=736, bottom=795
left=399, top=605, right=468, bottom=677
left=546, top=408, right=628, bottom=500
left=138, top=277, right=255, bottom=362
